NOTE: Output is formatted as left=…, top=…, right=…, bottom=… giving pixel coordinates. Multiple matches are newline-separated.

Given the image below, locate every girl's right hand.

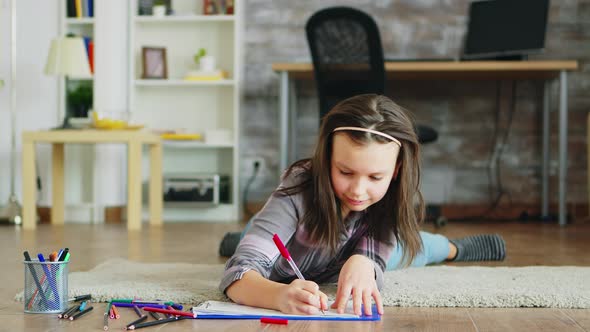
left=275, top=279, right=328, bottom=315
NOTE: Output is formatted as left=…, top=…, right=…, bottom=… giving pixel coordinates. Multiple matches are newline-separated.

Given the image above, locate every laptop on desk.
left=461, top=0, right=549, bottom=60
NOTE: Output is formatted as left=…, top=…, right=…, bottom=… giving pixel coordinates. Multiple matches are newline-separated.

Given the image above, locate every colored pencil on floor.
left=132, top=305, right=143, bottom=318
left=63, top=305, right=80, bottom=319
left=109, top=302, right=168, bottom=309
left=112, top=304, right=120, bottom=319
left=142, top=307, right=196, bottom=318
left=148, top=310, right=162, bottom=320
left=69, top=306, right=93, bottom=321
left=104, top=302, right=112, bottom=331
left=124, top=315, right=147, bottom=330
left=128, top=317, right=182, bottom=330
left=68, top=294, right=91, bottom=302
left=57, top=304, right=77, bottom=319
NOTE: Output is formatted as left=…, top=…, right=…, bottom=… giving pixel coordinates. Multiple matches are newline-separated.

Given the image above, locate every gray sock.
left=449, top=234, right=506, bottom=262
left=218, top=232, right=242, bottom=257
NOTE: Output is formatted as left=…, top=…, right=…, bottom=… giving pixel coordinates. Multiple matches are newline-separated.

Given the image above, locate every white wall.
left=92, top=0, right=128, bottom=212
left=0, top=0, right=128, bottom=222
left=0, top=0, right=60, bottom=207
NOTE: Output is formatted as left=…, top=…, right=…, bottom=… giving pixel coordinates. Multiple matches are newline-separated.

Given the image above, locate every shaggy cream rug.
left=15, top=258, right=590, bottom=308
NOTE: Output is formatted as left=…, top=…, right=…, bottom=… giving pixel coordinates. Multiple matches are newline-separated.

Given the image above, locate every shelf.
left=135, top=79, right=235, bottom=87
left=68, top=76, right=94, bottom=81
left=65, top=17, right=95, bottom=25
left=135, top=15, right=235, bottom=23
left=162, top=140, right=234, bottom=149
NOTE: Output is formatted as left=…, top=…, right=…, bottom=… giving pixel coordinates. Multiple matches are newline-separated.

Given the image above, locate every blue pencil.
left=37, top=253, right=61, bottom=306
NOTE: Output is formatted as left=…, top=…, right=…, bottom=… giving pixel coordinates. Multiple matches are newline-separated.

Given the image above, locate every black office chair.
left=305, top=7, right=445, bottom=227
left=305, top=6, right=438, bottom=144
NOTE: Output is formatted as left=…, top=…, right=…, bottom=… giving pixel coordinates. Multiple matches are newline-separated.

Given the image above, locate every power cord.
left=448, top=81, right=516, bottom=222
left=242, top=160, right=261, bottom=219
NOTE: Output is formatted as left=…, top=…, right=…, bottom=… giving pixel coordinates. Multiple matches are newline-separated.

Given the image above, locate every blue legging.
left=240, top=223, right=449, bottom=270
left=386, top=231, right=450, bottom=270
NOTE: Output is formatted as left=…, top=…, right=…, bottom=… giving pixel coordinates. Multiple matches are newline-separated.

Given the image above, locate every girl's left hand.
left=331, top=254, right=383, bottom=316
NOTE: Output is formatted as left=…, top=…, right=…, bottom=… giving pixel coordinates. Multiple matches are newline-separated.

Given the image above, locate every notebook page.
left=192, top=300, right=360, bottom=318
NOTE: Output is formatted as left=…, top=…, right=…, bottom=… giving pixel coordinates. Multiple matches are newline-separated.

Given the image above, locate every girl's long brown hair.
left=279, top=94, right=424, bottom=267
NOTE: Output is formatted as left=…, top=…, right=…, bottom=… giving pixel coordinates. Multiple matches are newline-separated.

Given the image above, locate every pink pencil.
left=142, top=307, right=196, bottom=318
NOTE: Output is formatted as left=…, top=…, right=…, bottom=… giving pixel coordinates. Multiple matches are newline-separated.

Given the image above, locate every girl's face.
left=330, top=133, right=401, bottom=219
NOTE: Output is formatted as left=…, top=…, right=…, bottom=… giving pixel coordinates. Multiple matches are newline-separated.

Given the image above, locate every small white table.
left=22, top=129, right=163, bottom=230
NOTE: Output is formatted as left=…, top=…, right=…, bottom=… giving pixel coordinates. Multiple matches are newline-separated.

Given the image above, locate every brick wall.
left=239, top=0, right=589, bottom=210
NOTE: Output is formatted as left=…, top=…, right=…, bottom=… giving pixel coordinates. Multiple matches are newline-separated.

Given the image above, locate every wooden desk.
left=22, top=130, right=163, bottom=230
left=272, top=60, right=579, bottom=226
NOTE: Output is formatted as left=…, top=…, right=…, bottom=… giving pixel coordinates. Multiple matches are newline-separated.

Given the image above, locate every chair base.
left=425, top=204, right=447, bottom=227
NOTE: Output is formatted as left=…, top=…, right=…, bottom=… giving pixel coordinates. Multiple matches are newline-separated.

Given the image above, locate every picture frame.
left=142, top=47, right=168, bottom=79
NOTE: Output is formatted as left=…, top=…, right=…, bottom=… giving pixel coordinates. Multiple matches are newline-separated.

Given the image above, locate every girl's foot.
left=449, top=234, right=506, bottom=262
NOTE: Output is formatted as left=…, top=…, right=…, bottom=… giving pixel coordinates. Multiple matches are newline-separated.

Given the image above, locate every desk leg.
left=541, top=82, right=550, bottom=218
left=127, top=141, right=142, bottom=230
left=22, top=141, right=36, bottom=230
left=279, top=71, right=289, bottom=175
left=51, top=143, right=65, bottom=225
left=289, top=79, right=297, bottom=163
left=149, top=143, right=162, bottom=226
left=558, top=70, right=568, bottom=226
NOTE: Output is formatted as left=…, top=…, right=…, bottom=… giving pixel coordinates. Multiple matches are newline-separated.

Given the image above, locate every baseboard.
left=38, top=202, right=589, bottom=225
left=437, top=203, right=589, bottom=224
left=38, top=205, right=125, bottom=224
left=104, top=206, right=124, bottom=224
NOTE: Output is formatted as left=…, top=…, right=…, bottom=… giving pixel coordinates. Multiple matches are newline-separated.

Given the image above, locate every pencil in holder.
left=23, top=260, right=69, bottom=313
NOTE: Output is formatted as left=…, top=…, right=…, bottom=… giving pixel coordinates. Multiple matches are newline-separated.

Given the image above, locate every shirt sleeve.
left=352, top=234, right=395, bottom=290
left=219, top=174, right=303, bottom=294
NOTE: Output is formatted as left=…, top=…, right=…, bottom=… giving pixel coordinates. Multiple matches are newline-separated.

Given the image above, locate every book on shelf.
left=67, top=0, right=94, bottom=18
left=202, top=0, right=234, bottom=15
left=66, top=0, right=76, bottom=18
left=75, top=0, right=82, bottom=17
left=81, top=36, right=94, bottom=73
left=184, top=70, right=228, bottom=81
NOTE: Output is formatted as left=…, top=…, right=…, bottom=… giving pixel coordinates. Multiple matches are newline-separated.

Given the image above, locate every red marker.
left=272, top=234, right=305, bottom=280
left=273, top=234, right=326, bottom=315
left=261, top=317, right=288, bottom=325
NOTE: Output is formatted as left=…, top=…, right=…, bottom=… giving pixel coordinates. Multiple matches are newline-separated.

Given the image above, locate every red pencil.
left=261, top=317, right=288, bottom=325
left=142, top=307, right=196, bottom=318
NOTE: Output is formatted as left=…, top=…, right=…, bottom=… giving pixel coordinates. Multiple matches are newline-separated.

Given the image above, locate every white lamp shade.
left=44, top=37, right=92, bottom=78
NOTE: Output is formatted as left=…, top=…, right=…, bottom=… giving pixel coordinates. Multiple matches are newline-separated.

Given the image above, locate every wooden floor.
left=1, top=221, right=589, bottom=331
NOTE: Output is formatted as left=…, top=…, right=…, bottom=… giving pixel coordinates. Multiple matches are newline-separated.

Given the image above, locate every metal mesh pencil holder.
left=23, top=260, right=69, bottom=313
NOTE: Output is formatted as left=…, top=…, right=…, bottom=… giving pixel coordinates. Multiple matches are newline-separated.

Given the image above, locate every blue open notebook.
left=191, top=300, right=380, bottom=321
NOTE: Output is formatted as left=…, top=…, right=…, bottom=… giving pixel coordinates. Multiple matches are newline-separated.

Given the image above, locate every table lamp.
left=44, top=36, right=92, bottom=129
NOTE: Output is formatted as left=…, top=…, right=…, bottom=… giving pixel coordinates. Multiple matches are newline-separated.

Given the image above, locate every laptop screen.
left=462, top=0, right=550, bottom=60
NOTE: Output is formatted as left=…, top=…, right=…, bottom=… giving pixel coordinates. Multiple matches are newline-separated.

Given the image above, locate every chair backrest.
left=306, top=7, right=386, bottom=122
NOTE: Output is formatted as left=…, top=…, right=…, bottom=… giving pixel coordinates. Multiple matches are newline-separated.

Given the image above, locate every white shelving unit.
left=128, top=0, right=242, bottom=222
